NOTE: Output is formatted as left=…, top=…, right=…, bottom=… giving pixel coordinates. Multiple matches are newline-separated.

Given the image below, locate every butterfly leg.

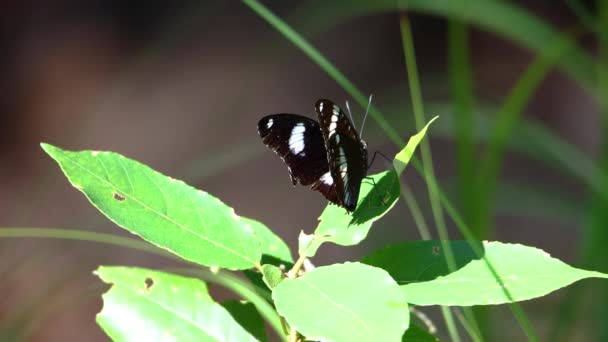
left=368, top=150, right=392, bottom=169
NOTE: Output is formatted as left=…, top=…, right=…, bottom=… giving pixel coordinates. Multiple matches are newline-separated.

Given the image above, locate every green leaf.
left=362, top=240, right=482, bottom=284
left=246, top=218, right=293, bottom=265
left=401, top=241, right=608, bottom=306
left=95, top=266, right=259, bottom=341
left=220, top=301, right=268, bottom=342
left=393, top=116, right=439, bottom=175
left=42, top=143, right=261, bottom=270
left=402, top=325, right=440, bottom=341
left=302, top=171, right=400, bottom=256
left=261, top=264, right=284, bottom=289
left=273, top=262, right=408, bottom=342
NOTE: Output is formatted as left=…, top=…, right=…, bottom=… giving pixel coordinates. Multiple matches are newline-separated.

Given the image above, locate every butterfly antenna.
left=345, top=100, right=357, bottom=130
left=359, top=94, right=373, bottom=137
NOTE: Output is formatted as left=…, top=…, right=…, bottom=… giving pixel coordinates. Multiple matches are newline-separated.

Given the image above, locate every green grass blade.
left=399, top=14, right=464, bottom=342
left=475, top=29, right=580, bottom=238
left=241, top=0, right=403, bottom=146
left=448, top=14, right=477, bottom=230
left=289, top=0, right=596, bottom=92
left=0, top=227, right=175, bottom=259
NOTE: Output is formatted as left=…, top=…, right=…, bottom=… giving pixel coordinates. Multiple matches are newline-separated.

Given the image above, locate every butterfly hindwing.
left=315, top=99, right=369, bottom=212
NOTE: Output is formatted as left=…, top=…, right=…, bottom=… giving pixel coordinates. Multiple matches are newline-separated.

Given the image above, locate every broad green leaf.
left=393, top=116, right=438, bottom=175
left=42, top=144, right=261, bottom=270
left=401, top=242, right=608, bottom=306
left=220, top=301, right=268, bottom=342
left=301, top=171, right=400, bottom=257
left=245, top=218, right=293, bottom=265
left=95, top=266, right=259, bottom=342
left=362, top=240, right=482, bottom=284
left=402, top=325, right=440, bottom=341
left=241, top=220, right=291, bottom=302
left=261, top=264, right=284, bottom=289
left=273, top=262, right=408, bottom=342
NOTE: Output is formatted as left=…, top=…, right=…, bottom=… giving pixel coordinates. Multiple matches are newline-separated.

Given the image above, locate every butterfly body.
left=258, top=99, right=368, bottom=212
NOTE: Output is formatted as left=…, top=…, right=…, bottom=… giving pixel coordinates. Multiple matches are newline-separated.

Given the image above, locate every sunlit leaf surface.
left=401, top=242, right=608, bottom=306
left=273, top=262, right=408, bottom=342
left=96, top=266, right=259, bottom=341
left=43, top=143, right=261, bottom=270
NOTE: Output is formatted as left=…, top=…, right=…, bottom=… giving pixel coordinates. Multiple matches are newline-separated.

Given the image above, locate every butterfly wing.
left=315, top=99, right=368, bottom=212
left=258, top=114, right=339, bottom=204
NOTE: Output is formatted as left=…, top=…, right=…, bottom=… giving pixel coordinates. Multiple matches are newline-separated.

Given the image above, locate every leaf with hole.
left=95, top=266, right=259, bottom=341
left=401, top=241, right=608, bottom=306
left=362, top=240, right=481, bottom=285
left=272, top=262, right=408, bottom=342
left=42, top=143, right=261, bottom=270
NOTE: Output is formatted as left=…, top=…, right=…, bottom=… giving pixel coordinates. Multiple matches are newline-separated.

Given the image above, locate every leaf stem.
left=287, top=253, right=308, bottom=278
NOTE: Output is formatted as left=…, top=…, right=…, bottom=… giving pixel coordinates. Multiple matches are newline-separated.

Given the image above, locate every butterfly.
left=258, top=99, right=369, bottom=212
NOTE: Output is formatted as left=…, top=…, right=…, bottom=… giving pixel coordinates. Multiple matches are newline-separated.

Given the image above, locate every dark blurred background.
left=0, top=0, right=605, bottom=341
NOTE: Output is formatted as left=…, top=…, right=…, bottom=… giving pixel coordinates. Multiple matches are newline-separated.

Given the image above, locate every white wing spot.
left=92, top=151, right=100, bottom=157
left=328, top=122, right=337, bottom=137
left=266, top=118, right=274, bottom=128
left=320, top=172, right=334, bottom=186
left=289, top=123, right=306, bottom=155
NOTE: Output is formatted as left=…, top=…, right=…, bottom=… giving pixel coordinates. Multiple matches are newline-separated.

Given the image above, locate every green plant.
left=4, top=1, right=608, bottom=341
left=40, top=114, right=607, bottom=341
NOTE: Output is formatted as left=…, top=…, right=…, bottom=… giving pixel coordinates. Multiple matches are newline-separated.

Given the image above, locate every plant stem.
left=287, top=253, right=308, bottom=278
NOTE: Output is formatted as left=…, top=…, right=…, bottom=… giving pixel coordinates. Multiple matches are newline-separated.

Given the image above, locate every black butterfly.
left=258, top=99, right=368, bottom=212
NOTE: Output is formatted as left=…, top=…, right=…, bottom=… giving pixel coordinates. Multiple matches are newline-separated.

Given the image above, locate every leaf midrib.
left=57, top=150, right=259, bottom=267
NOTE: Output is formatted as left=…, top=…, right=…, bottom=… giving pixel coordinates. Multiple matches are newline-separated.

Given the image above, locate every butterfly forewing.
left=315, top=99, right=368, bottom=212
left=258, top=114, right=339, bottom=205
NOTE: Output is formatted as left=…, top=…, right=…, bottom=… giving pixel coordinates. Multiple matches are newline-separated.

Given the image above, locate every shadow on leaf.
left=350, top=170, right=400, bottom=225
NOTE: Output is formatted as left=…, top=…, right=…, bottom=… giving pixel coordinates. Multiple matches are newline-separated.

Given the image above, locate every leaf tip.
left=40, top=143, right=65, bottom=160
left=40, top=142, right=54, bottom=154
